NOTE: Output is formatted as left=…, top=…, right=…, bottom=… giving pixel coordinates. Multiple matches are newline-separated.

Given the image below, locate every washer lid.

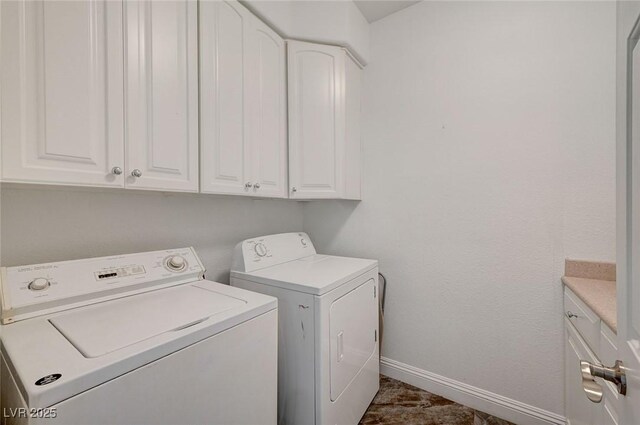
left=49, top=285, right=246, bottom=358
left=231, top=255, right=378, bottom=295
left=0, top=280, right=277, bottom=409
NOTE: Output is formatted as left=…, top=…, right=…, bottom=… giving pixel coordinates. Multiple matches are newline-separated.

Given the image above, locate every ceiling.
left=354, top=1, right=421, bottom=23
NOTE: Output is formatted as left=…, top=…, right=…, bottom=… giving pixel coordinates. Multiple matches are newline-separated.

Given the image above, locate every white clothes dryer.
left=231, top=233, right=379, bottom=425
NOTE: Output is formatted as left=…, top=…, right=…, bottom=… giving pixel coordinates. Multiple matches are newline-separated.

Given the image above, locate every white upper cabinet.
left=287, top=40, right=362, bottom=200
left=200, top=0, right=251, bottom=195
left=200, top=0, right=287, bottom=198
left=1, top=0, right=125, bottom=187
left=1, top=1, right=358, bottom=200
left=288, top=41, right=344, bottom=199
left=0, top=0, right=198, bottom=192
left=247, top=19, right=288, bottom=198
left=124, top=0, right=199, bottom=192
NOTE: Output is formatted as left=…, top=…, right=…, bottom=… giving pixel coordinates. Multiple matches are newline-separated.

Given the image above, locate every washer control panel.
left=0, top=247, right=204, bottom=324
left=232, top=232, right=316, bottom=273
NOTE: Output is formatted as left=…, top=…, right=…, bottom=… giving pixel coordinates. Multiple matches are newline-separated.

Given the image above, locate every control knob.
left=28, top=278, right=50, bottom=291
left=254, top=243, right=268, bottom=257
left=166, top=255, right=186, bottom=271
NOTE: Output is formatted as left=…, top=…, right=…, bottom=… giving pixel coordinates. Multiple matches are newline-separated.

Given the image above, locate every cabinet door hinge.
left=374, top=286, right=376, bottom=298
left=374, top=330, right=378, bottom=342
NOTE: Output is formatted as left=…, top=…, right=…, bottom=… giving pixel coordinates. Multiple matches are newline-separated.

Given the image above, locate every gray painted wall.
left=0, top=186, right=303, bottom=283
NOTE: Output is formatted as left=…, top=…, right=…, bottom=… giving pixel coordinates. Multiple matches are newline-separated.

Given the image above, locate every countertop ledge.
left=562, top=276, right=617, bottom=333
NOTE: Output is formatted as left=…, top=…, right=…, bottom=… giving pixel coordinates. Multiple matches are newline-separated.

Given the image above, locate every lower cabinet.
left=564, top=288, right=619, bottom=425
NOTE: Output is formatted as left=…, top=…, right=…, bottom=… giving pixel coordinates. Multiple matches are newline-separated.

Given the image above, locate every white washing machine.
left=0, top=247, right=278, bottom=425
left=231, top=233, right=379, bottom=425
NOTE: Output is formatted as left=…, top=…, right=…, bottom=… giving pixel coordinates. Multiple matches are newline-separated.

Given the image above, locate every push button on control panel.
left=28, top=278, right=50, bottom=291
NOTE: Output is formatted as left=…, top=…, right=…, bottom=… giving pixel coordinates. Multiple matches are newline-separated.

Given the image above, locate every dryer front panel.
left=329, top=277, right=378, bottom=401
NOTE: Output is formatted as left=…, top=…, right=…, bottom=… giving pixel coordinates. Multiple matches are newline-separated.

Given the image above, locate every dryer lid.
left=49, top=285, right=246, bottom=358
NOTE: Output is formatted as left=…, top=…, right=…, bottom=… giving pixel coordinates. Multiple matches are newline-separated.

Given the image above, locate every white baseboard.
left=380, top=357, right=566, bottom=425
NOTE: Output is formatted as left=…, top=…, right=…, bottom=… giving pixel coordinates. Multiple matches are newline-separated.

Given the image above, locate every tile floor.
left=360, top=375, right=514, bottom=425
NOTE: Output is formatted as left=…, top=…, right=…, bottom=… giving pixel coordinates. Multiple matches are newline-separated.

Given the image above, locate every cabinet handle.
left=291, top=187, right=297, bottom=193
left=131, top=169, right=142, bottom=178
left=245, top=182, right=252, bottom=189
left=253, top=183, right=261, bottom=189
left=566, top=311, right=579, bottom=319
left=111, top=167, right=123, bottom=175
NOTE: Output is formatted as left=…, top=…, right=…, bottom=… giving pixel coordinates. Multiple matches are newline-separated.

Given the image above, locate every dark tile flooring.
left=360, top=375, right=515, bottom=425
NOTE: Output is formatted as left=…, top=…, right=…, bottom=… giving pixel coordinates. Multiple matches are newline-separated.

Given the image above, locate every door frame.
left=616, top=3, right=640, bottom=424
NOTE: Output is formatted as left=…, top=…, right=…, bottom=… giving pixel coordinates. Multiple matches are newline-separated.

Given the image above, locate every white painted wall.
left=303, top=0, right=616, bottom=416
left=0, top=186, right=303, bottom=283
left=0, top=0, right=616, bottom=419
left=241, top=0, right=370, bottom=64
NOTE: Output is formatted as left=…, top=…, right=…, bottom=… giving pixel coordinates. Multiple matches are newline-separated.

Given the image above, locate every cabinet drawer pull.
left=131, top=169, right=142, bottom=178
left=111, top=166, right=123, bottom=175
left=566, top=311, right=579, bottom=319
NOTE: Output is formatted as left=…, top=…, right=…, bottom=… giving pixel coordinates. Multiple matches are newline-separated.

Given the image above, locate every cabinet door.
left=246, top=17, right=287, bottom=198
left=565, top=322, right=599, bottom=425
left=1, top=0, right=125, bottom=187
left=288, top=41, right=345, bottom=199
left=124, top=0, right=199, bottom=192
left=200, top=0, right=253, bottom=195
